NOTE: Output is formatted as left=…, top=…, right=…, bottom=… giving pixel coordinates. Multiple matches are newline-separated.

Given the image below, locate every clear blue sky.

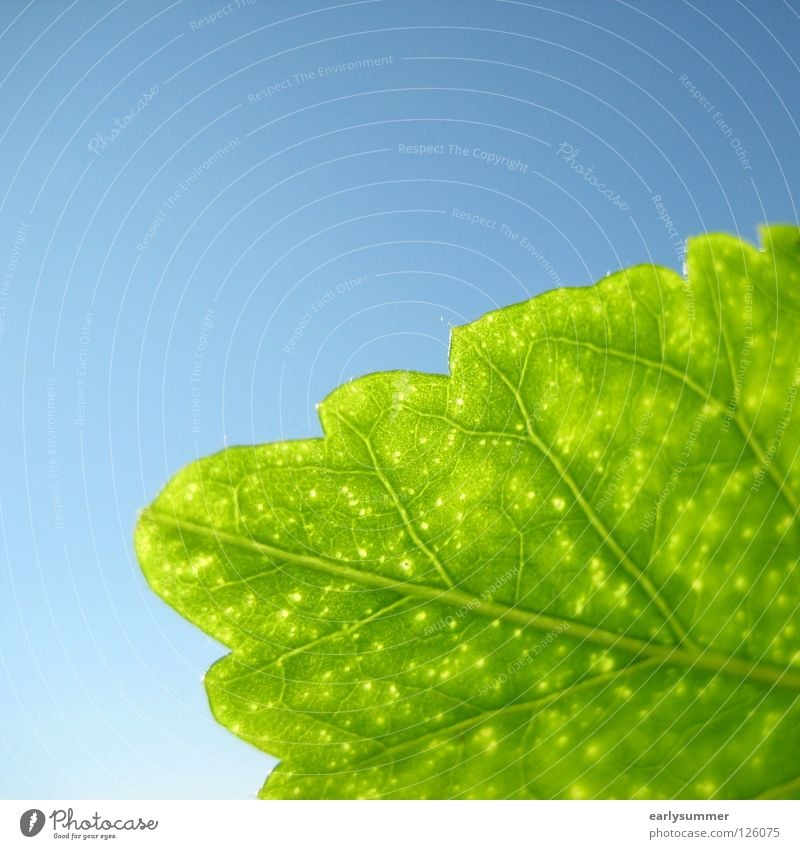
left=1, top=0, right=798, bottom=799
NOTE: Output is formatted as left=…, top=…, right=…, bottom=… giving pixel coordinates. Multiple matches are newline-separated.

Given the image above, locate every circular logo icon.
left=19, top=809, right=45, bottom=837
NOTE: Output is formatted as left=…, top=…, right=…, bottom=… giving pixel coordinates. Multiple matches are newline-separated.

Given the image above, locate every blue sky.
left=1, top=0, right=799, bottom=799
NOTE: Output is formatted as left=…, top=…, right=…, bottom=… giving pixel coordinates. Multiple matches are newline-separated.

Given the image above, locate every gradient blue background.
left=1, top=0, right=798, bottom=799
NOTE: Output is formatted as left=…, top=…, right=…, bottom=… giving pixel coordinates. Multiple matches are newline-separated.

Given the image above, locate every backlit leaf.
left=135, top=225, right=800, bottom=799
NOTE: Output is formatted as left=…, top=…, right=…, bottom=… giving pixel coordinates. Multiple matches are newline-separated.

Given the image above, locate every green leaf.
left=135, top=225, right=800, bottom=800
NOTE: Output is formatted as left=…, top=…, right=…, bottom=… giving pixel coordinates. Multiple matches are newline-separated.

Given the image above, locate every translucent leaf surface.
left=136, top=226, right=800, bottom=799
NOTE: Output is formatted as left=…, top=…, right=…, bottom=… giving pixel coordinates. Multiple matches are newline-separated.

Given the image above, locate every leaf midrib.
left=145, top=508, right=800, bottom=692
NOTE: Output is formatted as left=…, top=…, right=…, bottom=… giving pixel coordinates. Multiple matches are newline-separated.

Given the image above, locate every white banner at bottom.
left=1, top=800, right=797, bottom=848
